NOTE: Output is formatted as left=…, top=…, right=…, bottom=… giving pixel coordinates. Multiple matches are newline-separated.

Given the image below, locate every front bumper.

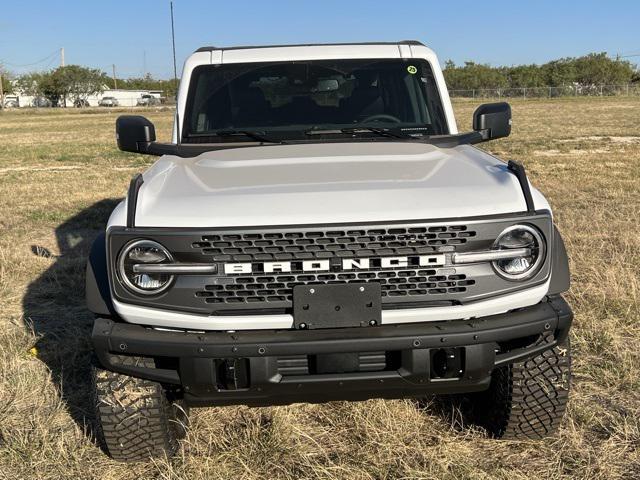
left=92, top=295, right=572, bottom=407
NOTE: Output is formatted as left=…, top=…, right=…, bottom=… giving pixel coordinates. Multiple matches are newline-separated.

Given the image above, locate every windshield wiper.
left=346, top=127, right=415, bottom=139
left=213, top=130, right=284, bottom=144
left=305, top=126, right=414, bottom=139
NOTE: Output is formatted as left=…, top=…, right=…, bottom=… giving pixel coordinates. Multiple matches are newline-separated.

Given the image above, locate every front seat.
left=234, top=87, right=271, bottom=127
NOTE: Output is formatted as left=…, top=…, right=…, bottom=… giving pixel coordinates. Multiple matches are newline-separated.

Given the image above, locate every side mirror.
left=116, top=115, right=156, bottom=153
left=473, top=102, right=511, bottom=141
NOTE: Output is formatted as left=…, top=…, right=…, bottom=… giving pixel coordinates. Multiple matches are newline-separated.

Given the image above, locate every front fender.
left=86, top=232, right=116, bottom=316
left=549, top=226, right=570, bottom=295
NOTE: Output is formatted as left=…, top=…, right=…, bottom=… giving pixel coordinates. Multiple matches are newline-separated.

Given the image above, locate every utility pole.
left=0, top=73, right=4, bottom=110
left=143, top=50, right=147, bottom=78
left=60, top=47, right=65, bottom=67
left=112, top=64, right=118, bottom=90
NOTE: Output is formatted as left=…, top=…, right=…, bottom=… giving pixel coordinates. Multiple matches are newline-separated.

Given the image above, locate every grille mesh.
left=192, top=225, right=477, bottom=263
left=191, top=225, right=478, bottom=306
left=196, top=269, right=476, bottom=305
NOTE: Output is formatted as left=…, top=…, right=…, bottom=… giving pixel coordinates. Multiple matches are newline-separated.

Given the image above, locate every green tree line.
left=443, top=52, right=638, bottom=90
left=14, top=65, right=108, bottom=106
left=2, top=66, right=179, bottom=105
left=3, top=52, right=637, bottom=105
left=118, top=74, right=179, bottom=98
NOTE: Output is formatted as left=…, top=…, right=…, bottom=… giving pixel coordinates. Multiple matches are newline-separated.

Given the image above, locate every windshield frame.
left=181, top=58, right=449, bottom=144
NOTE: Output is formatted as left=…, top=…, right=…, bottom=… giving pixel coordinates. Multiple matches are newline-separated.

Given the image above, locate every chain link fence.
left=449, top=84, right=640, bottom=99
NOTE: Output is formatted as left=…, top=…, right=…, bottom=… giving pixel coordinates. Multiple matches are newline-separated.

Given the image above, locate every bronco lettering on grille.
left=223, top=255, right=446, bottom=275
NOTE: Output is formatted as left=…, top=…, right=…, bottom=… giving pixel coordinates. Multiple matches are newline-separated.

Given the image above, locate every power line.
left=42, top=55, right=58, bottom=70
left=0, top=49, right=60, bottom=68
left=615, top=49, right=640, bottom=59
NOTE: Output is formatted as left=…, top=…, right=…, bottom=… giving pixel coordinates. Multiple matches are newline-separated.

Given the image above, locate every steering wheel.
left=359, top=114, right=402, bottom=124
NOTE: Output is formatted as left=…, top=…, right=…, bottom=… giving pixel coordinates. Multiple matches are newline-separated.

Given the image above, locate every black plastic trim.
left=92, top=296, right=572, bottom=406
left=126, top=174, right=144, bottom=228
left=86, top=233, right=116, bottom=316
left=549, top=226, right=571, bottom=294
left=507, top=160, right=535, bottom=213
left=110, top=209, right=551, bottom=234
left=141, top=133, right=485, bottom=158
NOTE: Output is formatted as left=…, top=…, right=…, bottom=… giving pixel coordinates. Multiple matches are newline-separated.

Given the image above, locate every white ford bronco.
left=87, top=41, right=572, bottom=461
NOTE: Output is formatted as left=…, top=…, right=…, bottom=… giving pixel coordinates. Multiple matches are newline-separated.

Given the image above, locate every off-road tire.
left=92, top=357, right=189, bottom=461
left=458, top=337, right=571, bottom=439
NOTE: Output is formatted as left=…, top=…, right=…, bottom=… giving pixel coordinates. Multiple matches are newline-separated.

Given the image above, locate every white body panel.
left=112, top=280, right=550, bottom=331
left=107, top=42, right=553, bottom=331
left=110, top=142, right=542, bottom=229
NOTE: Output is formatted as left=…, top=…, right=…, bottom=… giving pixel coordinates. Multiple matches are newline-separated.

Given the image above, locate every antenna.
left=170, top=1, right=180, bottom=144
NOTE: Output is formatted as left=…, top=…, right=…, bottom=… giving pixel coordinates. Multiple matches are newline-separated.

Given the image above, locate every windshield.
left=182, top=59, right=448, bottom=142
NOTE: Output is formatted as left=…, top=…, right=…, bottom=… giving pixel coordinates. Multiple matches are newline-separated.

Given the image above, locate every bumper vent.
left=277, top=351, right=393, bottom=376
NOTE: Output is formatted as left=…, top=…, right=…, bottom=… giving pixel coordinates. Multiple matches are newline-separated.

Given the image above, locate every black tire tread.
left=93, top=356, right=188, bottom=462
left=472, top=336, right=571, bottom=439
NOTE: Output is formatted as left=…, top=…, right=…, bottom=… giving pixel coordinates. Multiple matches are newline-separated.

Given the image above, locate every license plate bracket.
left=293, top=282, right=381, bottom=329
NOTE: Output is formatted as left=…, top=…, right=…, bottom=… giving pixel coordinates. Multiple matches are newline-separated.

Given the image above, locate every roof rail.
left=193, top=41, right=426, bottom=53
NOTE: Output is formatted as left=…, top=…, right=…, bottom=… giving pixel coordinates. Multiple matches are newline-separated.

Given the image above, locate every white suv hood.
left=126, top=142, right=536, bottom=228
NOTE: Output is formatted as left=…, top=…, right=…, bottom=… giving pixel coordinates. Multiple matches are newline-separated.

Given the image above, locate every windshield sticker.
left=407, top=65, right=418, bottom=74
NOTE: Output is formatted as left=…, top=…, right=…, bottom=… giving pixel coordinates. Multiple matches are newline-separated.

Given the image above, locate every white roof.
left=189, top=41, right=437, bottom=64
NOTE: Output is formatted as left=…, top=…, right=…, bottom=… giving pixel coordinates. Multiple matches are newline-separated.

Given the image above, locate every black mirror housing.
left=473, top=102, right=511, bottom=141
left=116, top=116, right=156, bottom=153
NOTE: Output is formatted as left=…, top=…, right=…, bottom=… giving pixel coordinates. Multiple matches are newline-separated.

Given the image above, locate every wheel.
left=452, top=336, right=571, bottom=439
left=92, top=356, right=189, bottom=461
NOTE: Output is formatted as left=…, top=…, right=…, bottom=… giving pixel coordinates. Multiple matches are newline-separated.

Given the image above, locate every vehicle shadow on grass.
left=22, top=198, right=121, bottom=446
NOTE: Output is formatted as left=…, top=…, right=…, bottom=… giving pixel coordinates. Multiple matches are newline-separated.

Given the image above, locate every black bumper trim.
left=92, top=296, right=572, bottom=406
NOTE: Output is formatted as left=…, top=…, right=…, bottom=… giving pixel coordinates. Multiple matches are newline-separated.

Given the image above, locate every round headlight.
left=117, top=239, right=174, bottom=295
left=492, top=225, right=545, bottom=280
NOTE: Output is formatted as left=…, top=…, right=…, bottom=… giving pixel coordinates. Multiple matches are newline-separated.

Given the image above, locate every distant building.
left=5, top=83, right=163, bottom=108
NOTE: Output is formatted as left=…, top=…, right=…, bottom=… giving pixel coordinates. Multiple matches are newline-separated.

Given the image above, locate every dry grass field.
left=0, top=97, right=638, bottom=479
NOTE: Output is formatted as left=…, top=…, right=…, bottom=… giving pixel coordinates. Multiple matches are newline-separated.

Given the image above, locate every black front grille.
left=196, top=269, right=476, bottom=305
left=192, top=225, right=477, bottom=263
left=108, top=213, right=553, bottom=315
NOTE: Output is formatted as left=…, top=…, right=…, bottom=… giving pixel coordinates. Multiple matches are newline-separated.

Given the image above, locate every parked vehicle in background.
left=89, top=41, right=573, bottom=462
left=99, top=96, right=119, bottom=107
left=32, top=97, right=52, bottom=108
left=137, top=94, right=161, bottom=106
left=74, top=98, right=91, bottom=108
left=3, top=96, right=19, bottom=108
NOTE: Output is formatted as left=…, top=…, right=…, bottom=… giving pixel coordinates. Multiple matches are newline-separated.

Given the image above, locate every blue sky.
left=1, top=0, right=638, bottom=78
